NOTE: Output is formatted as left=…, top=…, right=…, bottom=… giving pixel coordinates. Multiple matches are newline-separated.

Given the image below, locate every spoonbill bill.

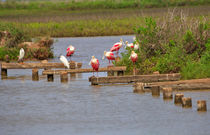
left=59, top=55, right=69, bottom=69
left=110, top=38, right=123, bottom=57
left=102, top=51, right=115, bottom=65
left=18, top=48, right=25, bottom=63
left=66, top=45, right=75, bottom=61
left=89, top=56, right=100, bottom=77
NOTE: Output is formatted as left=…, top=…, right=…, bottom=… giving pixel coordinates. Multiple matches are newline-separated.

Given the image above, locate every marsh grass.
left=116, top=9, right=209, bottom=79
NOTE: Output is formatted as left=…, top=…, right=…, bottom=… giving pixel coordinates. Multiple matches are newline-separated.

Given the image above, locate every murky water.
left=0, top=36, right=210, bottom=135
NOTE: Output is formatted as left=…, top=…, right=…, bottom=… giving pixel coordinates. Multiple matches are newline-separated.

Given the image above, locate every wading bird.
left=18, top=48, right=25, bottom=64
left=66, top=45, right=75, bottom=61
left=59, top=55, right=69, bottom=69
left=89, top=56, right=100, bottom=77
left=110, top=38, right=123, bottom=57
left=130, top=51, right=138, bottom=75
left=134, top=42, right=139, bottom=51
left=125, top=41, right=134, bottom=49
left=102, top=51, right=115, bottom=66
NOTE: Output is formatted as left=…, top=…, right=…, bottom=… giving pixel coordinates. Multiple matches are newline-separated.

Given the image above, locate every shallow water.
left=0, top=35, right=210, bottom=135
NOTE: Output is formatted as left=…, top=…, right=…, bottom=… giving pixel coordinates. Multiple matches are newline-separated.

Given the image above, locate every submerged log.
left=1, top=62, right=82, bottom=69
left=90, top=73, right=180, bottom=85
left=43, top=66, right=126, bottom=75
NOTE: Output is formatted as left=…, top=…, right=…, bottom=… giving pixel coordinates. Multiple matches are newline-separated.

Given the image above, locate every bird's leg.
left=116, top=51, right=119, bottom=57
left=133, top=62, right=136, bottom=76
left=97, top=71, right=98, bottom=78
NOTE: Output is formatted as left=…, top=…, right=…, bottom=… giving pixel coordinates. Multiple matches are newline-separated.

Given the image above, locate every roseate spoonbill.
left=125, top=41, right=134, bottom=49
left=130, top=51, right=138, bottom=75
left=66, top=45, right=75, bottom=61
left=110, top=38, right=124, bottom=57
left=18, top=48, right=25, bottom=63
left=134, top=42, right=139, bottom=50
left=59, top=55, right=69, bottom=69
left=89, top=56, right=100, bottom=77
left=102, top=51, right=115, bottom=65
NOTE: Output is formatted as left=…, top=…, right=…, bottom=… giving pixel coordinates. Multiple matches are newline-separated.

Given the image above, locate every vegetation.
left=116, top=11, right=209, bottom=79
left=0, top=0, right=209, bottom=10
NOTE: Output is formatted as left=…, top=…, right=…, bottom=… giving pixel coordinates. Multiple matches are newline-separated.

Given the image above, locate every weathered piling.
left=197, top=100, right=207, bottom=111
left=151, top=85, right=160, bottom=96
left=182, top=97, right=192, bottom=108
left=1, top=68, right=7, bottom=76
left=70, top=61, right=76, bottom=69
left=133, top=82, right=145, bottom=93
left=163, top=87, right=173, bottom=100
left=60, top=71, right=68, bottom=83
left=174, top=93, right=184, bottom=104
left=5, top=55, right=10, bottom=63
left=32, top=69, right=39, bottom=81
left=47, top=74, right=54, bottom=82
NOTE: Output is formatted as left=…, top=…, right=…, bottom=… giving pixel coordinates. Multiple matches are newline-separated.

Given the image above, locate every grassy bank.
left=0, top=0, right=209, bottom=10
left=0, top=6, right=209, bottom=37
left=115, top=11, right=209, bottom=79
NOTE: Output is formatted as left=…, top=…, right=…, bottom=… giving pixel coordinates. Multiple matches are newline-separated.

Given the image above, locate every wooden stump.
left=163, top=87, right=173, bottom=100
left=174, top=93, right=184, bottom=104
left=70, top=61, right=76, bottom=69
left=4, top=55, right=10, bottom=63
left=182, top=97, right=192, bottom=108
left=197, top=100, right=207, bottom=111
left=60, top=71, right=68, bottom=83
left=32, top=69, right=39, bottom=81
left=133, top=82, right=145, bottom=93
left=151, top=85, right=160, bottom=96
left=47, top=74, right=54, bottom=82
left=77, top=63, right=82, bottom=68
left=1, top=68, right=7, bottom=76
left=70, top=73, right=76, bottom=78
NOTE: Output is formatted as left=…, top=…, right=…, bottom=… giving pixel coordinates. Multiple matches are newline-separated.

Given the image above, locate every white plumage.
left=18, top=48, right=25, bottom=61
left=59, top=55, right=69, bottom=69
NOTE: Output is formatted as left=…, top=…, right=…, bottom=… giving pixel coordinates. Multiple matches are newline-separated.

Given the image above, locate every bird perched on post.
left=110, top=38, right=123, bottom=57
left=102, top=51, right=115, bottom=66
left=66, top=45, right=75, bottom=61
left=89, top=56, right=100, bottom=77
left=18, top=48, right=25, bottom=64
left=59, top=55, right=69, bottom=69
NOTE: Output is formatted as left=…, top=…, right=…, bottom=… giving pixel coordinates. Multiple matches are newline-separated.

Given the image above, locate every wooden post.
left=151, top=85, right=160, bottom=96
left=163, top=87, right=173, bottom=100
left=47, top=74, right=54, bottom=82
left=197, top=100, right=207, bottom=111
left=182, top=97, right=192, bottom=108
left=133, top=82, right=145, bottom=93
left=117, top=71, right=124, bottom=76
left=32, top=69, right=39, bottom=81
left=60, top=71, right=68, bottom=83
left=1, top=68, right=7, bottom=76
left=70, top=61, right=76, bottom=69
left=70, top=73, right=76, bottom=78
left=174, top=93, right=184, bottom=104
left=4, top=55, right=10, bottom=63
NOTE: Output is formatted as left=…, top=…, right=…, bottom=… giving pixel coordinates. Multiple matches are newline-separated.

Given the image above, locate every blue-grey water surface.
left=0, top=35, right=210, bottom=135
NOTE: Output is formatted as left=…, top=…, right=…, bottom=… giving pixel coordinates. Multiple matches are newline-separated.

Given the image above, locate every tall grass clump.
left=117, top=10, right=209, bottom=79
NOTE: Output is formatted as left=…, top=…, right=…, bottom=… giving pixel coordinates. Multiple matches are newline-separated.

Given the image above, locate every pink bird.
left=102, top=51, right=115, bottom=65
left=130, top=51, right=138, bottom=75
left=130, top=51, right=138, bottom=63
left=125, top=41, right=134, bottom=49
left=66, top=45, right=75, bottom=61
left=89, top=56, right=100, bottom=77
left=110, top=38, right=123, bottom=57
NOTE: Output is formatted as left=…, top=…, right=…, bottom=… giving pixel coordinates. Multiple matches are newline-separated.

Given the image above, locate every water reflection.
left=0, top=36, right=210, bottom=135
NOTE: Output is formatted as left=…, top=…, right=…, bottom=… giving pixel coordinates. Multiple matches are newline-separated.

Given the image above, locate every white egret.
left=59, top=55, right=69, bottom=69
left=18, top=48, right=25, bottom=63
